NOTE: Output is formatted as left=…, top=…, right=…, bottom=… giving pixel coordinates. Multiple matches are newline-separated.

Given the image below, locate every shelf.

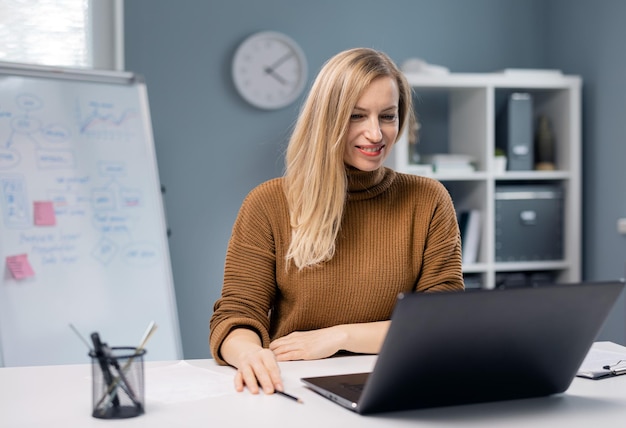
left=494, top=260, right=571, bottom=272
left=389, top=71, right=581, bottom=289
left=462, top=263, right=489, bottom=273
left=494, top=170, right=571, bottom=180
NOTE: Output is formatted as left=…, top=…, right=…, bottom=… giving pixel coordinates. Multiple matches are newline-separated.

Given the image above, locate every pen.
left=275, top=389, right=303, bottom=404
left=69, top=323, right=92, bottom=351
left=91, top=332, right=121, bottom=409
left=95, top=322, right=158, bottom=411
left=103, top=343, right=142, bottom=410
left=603, top=365, right=626, bottom=376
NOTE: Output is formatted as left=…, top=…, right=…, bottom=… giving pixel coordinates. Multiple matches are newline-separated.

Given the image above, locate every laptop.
left=301, top=280, right=624, bottom=414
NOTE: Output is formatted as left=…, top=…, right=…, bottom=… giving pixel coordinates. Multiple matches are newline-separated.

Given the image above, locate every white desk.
left=3, top=342, right=626, bottom=427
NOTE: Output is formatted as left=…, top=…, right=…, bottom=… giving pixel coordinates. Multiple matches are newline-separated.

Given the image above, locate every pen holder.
left=89, top=346, right=146, bottom=419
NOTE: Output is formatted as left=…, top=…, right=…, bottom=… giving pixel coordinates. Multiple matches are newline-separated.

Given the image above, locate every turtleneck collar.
left=346, top=166, right=396, bottom=201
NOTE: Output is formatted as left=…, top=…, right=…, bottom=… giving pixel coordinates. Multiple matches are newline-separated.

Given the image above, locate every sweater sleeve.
left=209, top=181, right=283, bottom=364
left=414, top=180, right=464, bottom=293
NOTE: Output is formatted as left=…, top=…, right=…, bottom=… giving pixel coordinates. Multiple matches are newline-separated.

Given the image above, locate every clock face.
left=232, top=32, right=308, bottom=110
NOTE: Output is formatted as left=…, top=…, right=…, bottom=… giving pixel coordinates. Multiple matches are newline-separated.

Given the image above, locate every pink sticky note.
left=6, top=254, right=36, bottom=280
left=34, top=201, right=56, bottom=226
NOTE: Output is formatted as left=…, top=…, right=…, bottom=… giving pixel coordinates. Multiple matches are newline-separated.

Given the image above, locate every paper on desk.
left=577, top=348, right=626, bottom=379
left=146, top=361, right=236, bottom=403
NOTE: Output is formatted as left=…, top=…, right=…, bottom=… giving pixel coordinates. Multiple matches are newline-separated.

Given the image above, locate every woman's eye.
left=381, top=114, right=398, bottom=122
left=350, top=113, right=364, bottom=121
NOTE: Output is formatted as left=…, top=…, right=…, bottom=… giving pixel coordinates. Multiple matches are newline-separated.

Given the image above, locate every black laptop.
left=301, top=280, right=624, bottom=414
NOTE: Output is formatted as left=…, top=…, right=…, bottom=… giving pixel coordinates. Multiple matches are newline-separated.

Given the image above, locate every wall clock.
left=232, top=31, right=308, bottom=110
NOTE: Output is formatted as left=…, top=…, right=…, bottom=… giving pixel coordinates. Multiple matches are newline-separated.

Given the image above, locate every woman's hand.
left=233, top=347, right=283, bottom=394
left=269, top=326, right=346, bottom=361
left=221, top=329, right=284, bottom=394
left=269, top=321, right=391, bottom=361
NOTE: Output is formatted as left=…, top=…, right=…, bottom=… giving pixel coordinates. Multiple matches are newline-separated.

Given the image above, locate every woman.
left=210, top=47, right=464, bottom=395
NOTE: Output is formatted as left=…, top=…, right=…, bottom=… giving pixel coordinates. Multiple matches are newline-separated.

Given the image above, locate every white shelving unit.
left=387, top=71, right=582, bottom=289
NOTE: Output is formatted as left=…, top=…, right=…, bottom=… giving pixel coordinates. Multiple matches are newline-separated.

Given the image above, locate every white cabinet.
left=387, top=71, right=581, bottom=289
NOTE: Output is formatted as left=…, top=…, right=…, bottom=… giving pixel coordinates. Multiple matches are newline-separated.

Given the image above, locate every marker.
left=94, top=321, right=157, bottom=412
left=91, top=332, right=121, bottom=409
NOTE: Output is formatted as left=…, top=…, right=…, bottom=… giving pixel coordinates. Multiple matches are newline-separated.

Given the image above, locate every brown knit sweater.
left=209, top=167, right=464, bottom=364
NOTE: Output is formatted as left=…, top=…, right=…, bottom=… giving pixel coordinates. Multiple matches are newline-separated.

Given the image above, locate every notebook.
left=301, top=280, right=624, bottom=414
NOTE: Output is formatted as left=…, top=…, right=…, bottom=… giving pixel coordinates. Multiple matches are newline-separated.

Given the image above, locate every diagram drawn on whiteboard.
left=76, top=99, right=139, bottom=141
left=0, top=89, right=159, bottom=269
left=0, top=67, right=182, bottom=366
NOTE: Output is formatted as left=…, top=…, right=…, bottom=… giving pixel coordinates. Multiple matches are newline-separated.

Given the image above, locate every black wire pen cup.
left=89, top=346, right=146, bottom=419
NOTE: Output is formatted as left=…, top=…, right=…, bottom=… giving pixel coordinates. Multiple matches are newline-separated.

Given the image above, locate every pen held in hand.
left=275, top=389, right=303, bottom=404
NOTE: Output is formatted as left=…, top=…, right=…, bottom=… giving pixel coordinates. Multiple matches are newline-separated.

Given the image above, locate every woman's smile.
left=344, top=76, right=399, bottom=171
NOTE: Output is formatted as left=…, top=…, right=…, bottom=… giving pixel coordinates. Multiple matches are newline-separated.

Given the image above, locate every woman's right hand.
left=233, top=347, right=284, bottom=394
left=221, top=328, right=284, bottom=394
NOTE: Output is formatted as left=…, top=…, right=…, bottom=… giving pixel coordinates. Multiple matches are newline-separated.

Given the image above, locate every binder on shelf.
left=496, top=92, right=534, bottom=171
left=458, top=210, right=481, bottom=264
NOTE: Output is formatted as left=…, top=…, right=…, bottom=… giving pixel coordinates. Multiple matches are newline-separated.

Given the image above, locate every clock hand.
left=264, top=67, right=288, bottom=85
left=266, top=52, right=294, bottom=72
left=263, top=51, right=296, bottom=85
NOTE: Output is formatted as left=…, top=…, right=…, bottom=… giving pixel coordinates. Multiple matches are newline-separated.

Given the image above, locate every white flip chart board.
left=0, top=62, right=182, bottom=366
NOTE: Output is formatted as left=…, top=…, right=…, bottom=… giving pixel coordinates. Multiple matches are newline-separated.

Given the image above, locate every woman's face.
left=343, top=76, right=400, bottom=171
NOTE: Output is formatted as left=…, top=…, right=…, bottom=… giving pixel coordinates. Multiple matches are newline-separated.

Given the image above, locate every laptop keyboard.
left=340, top=382, right=365, bottom=393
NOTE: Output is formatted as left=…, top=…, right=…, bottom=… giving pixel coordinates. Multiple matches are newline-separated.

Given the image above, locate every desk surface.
left=3, top=342, right=626, bottom=427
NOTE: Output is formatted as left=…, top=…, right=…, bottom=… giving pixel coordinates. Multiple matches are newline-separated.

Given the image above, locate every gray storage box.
left=495, top=185, right=563, bottom=262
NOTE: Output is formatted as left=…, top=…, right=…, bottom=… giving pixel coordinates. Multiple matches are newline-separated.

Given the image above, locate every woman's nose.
left=365, top=120, right=382, bottom=141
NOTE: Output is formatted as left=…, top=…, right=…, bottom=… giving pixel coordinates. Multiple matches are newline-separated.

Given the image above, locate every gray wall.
left=124, top=0, right=626, bottom=359
left=545, top=0, right=626, bottom=343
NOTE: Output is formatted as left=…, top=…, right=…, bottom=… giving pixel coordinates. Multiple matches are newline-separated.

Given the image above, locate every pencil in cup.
left=90, top=346, right=147, bottom=419
left=93, top=321, right=157, bottom=416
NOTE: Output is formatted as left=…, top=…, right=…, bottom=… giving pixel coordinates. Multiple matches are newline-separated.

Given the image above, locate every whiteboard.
left=0, top=62, right=182, bottom=366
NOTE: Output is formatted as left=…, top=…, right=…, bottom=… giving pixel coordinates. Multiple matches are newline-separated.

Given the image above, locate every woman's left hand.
left=269, top=326, right=346, bottom=361
left=269, top=321, right=390, bottom=362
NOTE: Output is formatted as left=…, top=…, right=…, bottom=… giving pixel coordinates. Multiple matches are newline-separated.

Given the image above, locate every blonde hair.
left=283, top=48, right=414, bottom=270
